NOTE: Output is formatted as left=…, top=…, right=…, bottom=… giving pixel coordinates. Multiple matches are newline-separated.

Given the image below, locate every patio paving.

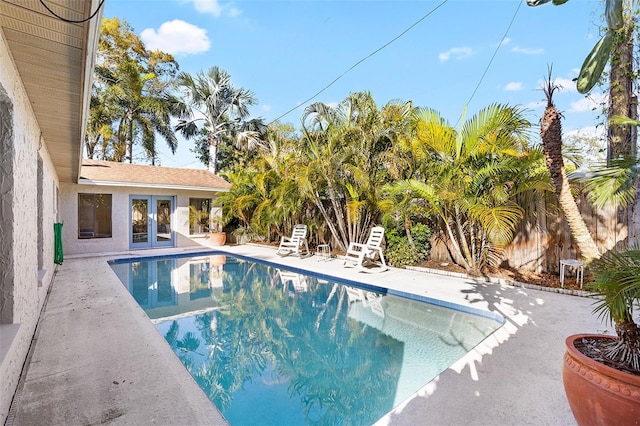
left=6, top=244, right=606, bottom=425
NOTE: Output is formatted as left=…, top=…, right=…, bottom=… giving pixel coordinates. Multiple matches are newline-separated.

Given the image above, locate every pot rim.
left=565, top=333, right=640, bottom=383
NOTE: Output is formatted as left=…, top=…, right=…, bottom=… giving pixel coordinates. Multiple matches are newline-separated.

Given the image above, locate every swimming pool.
left=110, top=252, right=502, bottom=425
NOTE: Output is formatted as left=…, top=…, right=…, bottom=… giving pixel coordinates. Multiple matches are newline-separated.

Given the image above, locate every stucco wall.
left=0, top=29, right=58, bottom=424
left=59, top=183, right=220, bottom=255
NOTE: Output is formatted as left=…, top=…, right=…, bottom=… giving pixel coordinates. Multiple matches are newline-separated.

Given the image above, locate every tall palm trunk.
left=326, top=182, right=350, bottom=250
left=207, top=132, right=219, bottom=173
left=609, top=21, right=637, bottom=247
left=311, top=189, right=346, bottom=252
left=541, top=76, right=601, bottom=262
left=127, top=120, right=133, bottom=163
left=608, top=15, right=636, bottom=161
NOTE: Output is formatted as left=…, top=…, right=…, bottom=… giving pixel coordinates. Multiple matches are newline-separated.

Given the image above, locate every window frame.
left=189, top=198, right=212, bottom=235
left=77, top=193, right=113, bottom=239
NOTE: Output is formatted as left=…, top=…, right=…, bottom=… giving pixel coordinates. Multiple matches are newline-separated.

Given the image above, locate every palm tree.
left=539, top=71, right=601, bottom=262
left=378, top=100, right=422, bottom=250
left=529, top=0, right=639, bottom=248
left=298, top=92, right=393, bottom=250
left=97, top=60, right=178, bottom=164
left=91, top=17, right=179, bottom=164
left=298, top=103, right=352, bottom=250
left=217, top=121, right=308, bottom=242
left=397, top=103, right=547, bottom=272
left=169, top=67, right=258, bottom=173
left=589, top=246, right=640, bottom=370
left=85, top=87, right=117, bottom=160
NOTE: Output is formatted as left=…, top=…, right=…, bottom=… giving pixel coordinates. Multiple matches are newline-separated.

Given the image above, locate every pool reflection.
left=112, top=255, right=500, bottom=426
left=110, top=255, right=227, bottom=318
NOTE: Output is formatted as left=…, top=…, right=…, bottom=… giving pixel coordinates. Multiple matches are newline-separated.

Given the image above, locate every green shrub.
left=385, top=223, right=431, bottom=268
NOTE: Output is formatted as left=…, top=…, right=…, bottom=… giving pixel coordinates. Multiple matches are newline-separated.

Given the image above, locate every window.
left=78, top=194, right=112, bottom=239
left=189, top=198, right=211, bottom=235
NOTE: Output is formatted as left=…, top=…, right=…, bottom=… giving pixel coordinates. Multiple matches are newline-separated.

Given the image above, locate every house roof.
left=79, top=159, right=232, bottom=192
left=0, top=0, right=101, bottom=183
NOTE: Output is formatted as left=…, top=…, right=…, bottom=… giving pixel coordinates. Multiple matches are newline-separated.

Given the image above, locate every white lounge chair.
left=343, top=226, right=388, bottom=273
left=276, top=224, right=310, bottom=257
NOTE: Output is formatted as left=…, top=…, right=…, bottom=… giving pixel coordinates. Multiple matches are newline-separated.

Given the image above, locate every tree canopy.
left=86, top=17, right=179, bottom=164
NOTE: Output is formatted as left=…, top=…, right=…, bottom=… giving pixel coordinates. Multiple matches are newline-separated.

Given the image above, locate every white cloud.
left=438, top=47, right=473, bottom=62
left=141, top=20, right=210, bottom=55
left=500, top=37, right=511, bottom=46
left=261, top=104, right=272, bottom=112
left=182, top=0, right=241, bottom=17
left=569, top=92, right=607, bottom=113
left=511, top=46, right=543, bottom=55
left=504, top=82, right=522, bottom=91
left=189, top=0, right=222, bottom=16
left=553, top=77, right=577, bottom=93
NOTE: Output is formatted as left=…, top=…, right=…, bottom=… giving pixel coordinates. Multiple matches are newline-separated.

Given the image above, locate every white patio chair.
left=276, top=224, right=310, bottom=257
left=343, top=226, right=388, bottom=273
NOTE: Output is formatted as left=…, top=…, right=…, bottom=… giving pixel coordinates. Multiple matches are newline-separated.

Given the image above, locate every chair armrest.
left=347, top=242, right=367, bottom=251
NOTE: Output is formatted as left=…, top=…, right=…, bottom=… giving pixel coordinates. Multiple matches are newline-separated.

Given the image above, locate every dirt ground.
left=416, top=259, right=587, bottom=290
left=256, top=241, right=585, bottom=290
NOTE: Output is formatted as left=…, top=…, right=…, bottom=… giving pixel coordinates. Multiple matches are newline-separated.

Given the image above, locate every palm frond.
left=589, top=247, right=640, bottom=326
left=583, top=156, right=639, bottom=208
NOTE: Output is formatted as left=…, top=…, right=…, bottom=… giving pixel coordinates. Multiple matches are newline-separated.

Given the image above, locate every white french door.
left=130, top=195, right=174, bottom=249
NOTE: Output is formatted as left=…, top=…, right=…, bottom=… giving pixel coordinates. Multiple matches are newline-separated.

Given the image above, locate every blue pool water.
left=109, top=252, right=502, bottom=425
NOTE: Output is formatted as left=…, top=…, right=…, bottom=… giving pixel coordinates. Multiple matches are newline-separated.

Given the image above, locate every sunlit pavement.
left=7, top=243, right=605, bottom=425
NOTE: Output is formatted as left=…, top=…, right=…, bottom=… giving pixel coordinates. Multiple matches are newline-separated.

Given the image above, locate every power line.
left=270, top=0, right=450, bottom=124
left=456, top=0, right=523, bottom=127
left=39, top=0, right=106, bottom=24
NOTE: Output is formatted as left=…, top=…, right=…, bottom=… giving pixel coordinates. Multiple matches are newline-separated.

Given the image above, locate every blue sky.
left=102, top=0, right=608, bottom=168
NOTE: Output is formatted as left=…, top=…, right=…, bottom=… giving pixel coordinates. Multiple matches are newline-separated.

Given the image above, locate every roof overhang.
left=0, top=0, right=102, bottom=183
left=77, top=178, right=231, bottom=193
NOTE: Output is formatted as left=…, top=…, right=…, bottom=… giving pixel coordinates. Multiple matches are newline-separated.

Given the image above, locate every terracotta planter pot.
left=562, top=334, right=640, bottom=425
left=209, top=232, right=226, bottom=246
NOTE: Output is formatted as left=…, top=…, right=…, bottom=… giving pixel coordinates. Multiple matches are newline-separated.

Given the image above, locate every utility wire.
left=456, top=0, right=523, bottom=127
left=270, top=0, right=449, bottom=124
left=39, top=0, right=106, bottom=24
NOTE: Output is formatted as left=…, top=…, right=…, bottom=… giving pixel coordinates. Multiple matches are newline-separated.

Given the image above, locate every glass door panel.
left=131, top=198, right=149, bottom=245
left=156, top=199, right=171, bottom=243
left=152, top=196, right=173, bottom=247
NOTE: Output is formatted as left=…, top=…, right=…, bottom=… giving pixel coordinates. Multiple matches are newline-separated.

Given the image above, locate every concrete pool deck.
left=6, top=244, right=606, bottom=425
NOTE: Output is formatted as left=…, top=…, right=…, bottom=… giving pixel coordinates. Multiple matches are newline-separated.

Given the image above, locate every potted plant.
left=189, top=205, right=227, bottom=246
left=562, top=246, right=640, bottom=425
left=209, top=212, right=227, bottom=246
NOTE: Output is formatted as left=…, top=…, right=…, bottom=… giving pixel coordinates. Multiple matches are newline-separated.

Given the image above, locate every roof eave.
left=75, top=2, right=103, bottom=183
left=78, top=178, right=231, bottom=193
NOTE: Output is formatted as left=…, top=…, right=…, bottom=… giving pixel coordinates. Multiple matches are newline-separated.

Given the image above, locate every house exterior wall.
left=59, top=183, right=221, bottom=255
left=0, top=30, right=59, bottom=423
